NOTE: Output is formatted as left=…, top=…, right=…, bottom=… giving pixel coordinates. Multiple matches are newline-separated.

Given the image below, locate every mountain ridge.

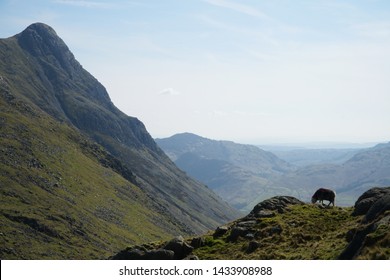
left=156, top=132, right=294, bottom=212
left=0, top=23, right=239, bottom=259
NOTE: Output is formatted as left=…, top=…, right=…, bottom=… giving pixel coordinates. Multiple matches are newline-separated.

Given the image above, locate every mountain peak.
left=23, top=22, right=57, bottom=37
left=16, top=22, right=81, bottom=75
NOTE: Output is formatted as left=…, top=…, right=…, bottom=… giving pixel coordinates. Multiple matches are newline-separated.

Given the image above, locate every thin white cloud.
left=203, top=0, right=270, bottom=20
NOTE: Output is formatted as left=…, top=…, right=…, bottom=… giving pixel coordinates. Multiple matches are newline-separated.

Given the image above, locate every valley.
left=157, top=133, right=390, bottom=211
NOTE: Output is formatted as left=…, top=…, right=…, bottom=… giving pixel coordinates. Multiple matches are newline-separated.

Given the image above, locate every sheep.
left=311, top=188, right=336, bottom=207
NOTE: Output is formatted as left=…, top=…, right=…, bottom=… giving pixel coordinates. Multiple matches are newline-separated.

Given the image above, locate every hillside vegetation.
left=0, top=84, right=174, bottom=258
left=112, top=187, right=390, bottom=260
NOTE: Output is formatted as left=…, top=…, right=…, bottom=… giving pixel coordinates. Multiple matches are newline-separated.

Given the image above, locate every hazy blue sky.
left=1, top=0, right=390, bottom=144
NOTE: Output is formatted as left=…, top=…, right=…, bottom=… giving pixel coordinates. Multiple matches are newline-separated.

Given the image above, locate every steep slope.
left=156, top=133, right=294, bottom=212
left=0, top=81, right=175, bottom=259
left=0, top=23, right=239, bottom=258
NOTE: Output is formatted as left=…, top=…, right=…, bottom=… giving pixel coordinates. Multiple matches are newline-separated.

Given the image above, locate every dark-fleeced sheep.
left=311, top=188, right=336, bottom=207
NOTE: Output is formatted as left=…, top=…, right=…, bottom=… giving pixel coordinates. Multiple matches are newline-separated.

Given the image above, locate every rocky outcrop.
left=248, top=196, right=305, bottom=218
left=110, top=236, right=194, bottom=260
left=222, top=196, right=302, bottom=242
left=339, top=187, right=390, bottom=259
left=111, top=191, right=390, bottom=260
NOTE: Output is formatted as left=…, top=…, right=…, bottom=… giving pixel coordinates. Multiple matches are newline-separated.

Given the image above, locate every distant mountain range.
left=156, top=133, right=390, bottom=211
left=267, top=147, right=361, bottom=166
left=0, top=23, right=239, bottom=259
left=156, top=133, right=294, bottom=212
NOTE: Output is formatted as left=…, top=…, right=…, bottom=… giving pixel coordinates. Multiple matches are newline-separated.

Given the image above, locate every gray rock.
left=353, top=187, right=390, bottom=216
left=163, top=236, right=193, bottom=259
left=256, top=210, right=276, bottom=218
left=146, top=249, right=175, bottom=260
left=237, top=220, right=257, bottom=227
left=248, top=196, right=304, bottom=218
left=213, top=226, right=229, bottom=237
left=190, top=237, right=205, bottom=249
left=363, top=193, right=390, bottom=223
left=228, top=227, right=249, bottom=241
left=110, top=248, right=145, bottom=260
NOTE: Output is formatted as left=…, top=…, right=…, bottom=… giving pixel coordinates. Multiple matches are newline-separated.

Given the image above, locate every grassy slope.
left=0, top=86, right=176, bottom=259
left=193, top=204, right=383, bottom=260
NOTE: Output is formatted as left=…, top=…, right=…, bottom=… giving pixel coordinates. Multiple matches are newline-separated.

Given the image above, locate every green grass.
left=0, top=89, right=174, bottom=259
left=193, top=204, right=361, bottom=260
left=356, top=212, right=390, bottom=260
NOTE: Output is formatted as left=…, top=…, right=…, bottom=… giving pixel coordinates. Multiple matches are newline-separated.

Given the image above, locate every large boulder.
left=353, top=187, right=390, bottom=216
left=163, top=236, right=193, bottom=259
